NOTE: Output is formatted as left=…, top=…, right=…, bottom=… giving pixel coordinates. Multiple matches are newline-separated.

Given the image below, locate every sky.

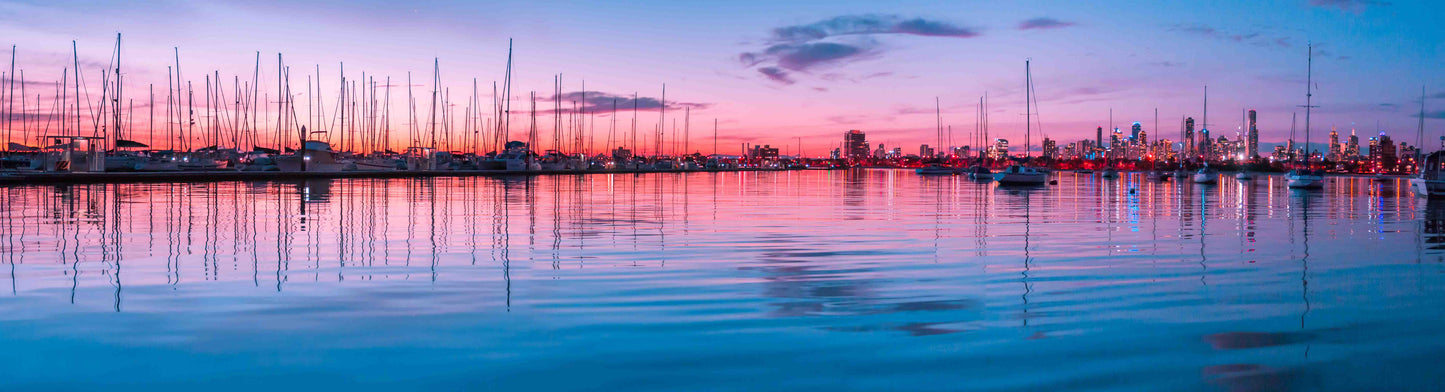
left=0, top=0, right=1443, bottom=156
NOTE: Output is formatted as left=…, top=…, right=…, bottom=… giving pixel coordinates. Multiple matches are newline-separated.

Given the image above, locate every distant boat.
left=1286, top=169, right=1324, bottom=189
left=994, top=165, right=1047, bottom=185
left=275, top=140, right=347, bottom=172
left=1152, top=171, right=1171, bottom=181
left=965, top=166, right=994, bottom=181
left=991, top=59, right=1048, bottom=186
left=916, top=164, right=955, bottom=175
left=1173, top=169, right=1189, bottom=178
left=1236, top=171, right=1254, bottom=180
left=1077, top=169, right=1094, bottom=174
left=1099, top=168, right=1119, bottom=178
left=1192, top=166, right=1218, bottom=184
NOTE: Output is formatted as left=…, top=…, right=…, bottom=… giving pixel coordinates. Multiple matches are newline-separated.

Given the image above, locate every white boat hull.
left=134, top=161, right=180, bottom=172
left=1410, top=178, right=1445, bottom=198
left=1192, top=173, right=1217, bottom=183
left=1286, top=176, right=1324, bottom=189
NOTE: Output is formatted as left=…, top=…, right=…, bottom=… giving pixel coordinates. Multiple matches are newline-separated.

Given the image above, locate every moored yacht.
left=965, top=166, right=993, bottom=180
left=916, top=164, right=955, bottom=175
left=274, top=140, right=347, bottom=172
left=1411, top=151, right=1445, bottom=197
left=993, top=165, right=1047, bottom=185
left=1285, top=169, right=1325, bottom=189
left=1192, top=166, right=1218, bottom=184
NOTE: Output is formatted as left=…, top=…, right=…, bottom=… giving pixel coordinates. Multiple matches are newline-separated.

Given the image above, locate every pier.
left=0, top=167, right=802, bottom=185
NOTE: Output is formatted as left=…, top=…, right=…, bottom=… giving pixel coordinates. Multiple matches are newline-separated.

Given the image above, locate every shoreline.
left=0, top=167, right=804, bottom=185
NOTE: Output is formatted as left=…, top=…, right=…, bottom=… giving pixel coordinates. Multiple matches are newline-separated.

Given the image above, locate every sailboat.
left=1411, top=86, right=1444, bottom=197
left=1287, top=44, right=1325, bottom=189
left=1192, top=164, right=1219, bottom=184
left=994, top=59, right=1048, bottom=185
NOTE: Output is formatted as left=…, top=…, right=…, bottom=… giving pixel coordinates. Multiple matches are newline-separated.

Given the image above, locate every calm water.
left=1, top=171, right=1443, bottom=391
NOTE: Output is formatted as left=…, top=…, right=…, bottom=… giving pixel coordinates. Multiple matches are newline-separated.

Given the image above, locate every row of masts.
left=1, top=36, right=722, bottom=160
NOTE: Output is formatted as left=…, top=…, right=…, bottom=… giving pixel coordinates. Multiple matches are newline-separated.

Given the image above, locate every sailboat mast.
left=1025, top=59, right=1031, bottom=159
left=1421, top=85, right=1428, bottom=153
left=1304, top=43, right=1313, bottom=161
left=114, top=33, right=123, bottom=148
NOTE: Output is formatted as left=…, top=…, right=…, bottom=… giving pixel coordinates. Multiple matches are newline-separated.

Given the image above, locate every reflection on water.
left=2, top=171, right=1445, bottom=390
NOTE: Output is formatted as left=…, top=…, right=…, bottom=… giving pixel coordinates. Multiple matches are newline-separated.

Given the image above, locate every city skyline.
left=0, top=0, right=1441, bottom=156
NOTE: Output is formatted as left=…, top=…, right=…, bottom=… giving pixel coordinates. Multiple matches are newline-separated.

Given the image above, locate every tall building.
left=1184, top=117, right=1196, bottom=158
left=1110, top=129, right=1123, bottom=159
left=1137, top=129, right=1149, bottom=159
left=874, top=143, right=887, bottom=159
left=1042, top=138, right=1057, bottom=159
left=920, top=144, right=934, bottom=159
left=1377, top=133, right=1397, bottom=172
left=1096, top=127, right=1104, bottom=155
left=1199, top=128, right=1211, bottom=160
left=843, top=130, right=869, bottom=160
left=1328, top=127, right=1341, bottom=160
left=1247, top=110, right=1259, bottom=159
left=1346, top=129, right=1360, bottom=158
left=992, top=139, right=1009, bottom=159
left=1131, top=122, right=1143, bottom=141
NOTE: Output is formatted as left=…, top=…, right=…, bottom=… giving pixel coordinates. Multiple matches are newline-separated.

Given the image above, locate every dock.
left=0, top=168, right=803, bottom=185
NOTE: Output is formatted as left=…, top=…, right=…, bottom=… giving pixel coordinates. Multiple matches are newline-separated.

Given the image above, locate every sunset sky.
left=1, top=0, right=1442, bottom=155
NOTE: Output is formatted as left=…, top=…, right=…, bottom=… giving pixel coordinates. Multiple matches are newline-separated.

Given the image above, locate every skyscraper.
left=1184, top=117, right=1196, bottom=158
left=1346, top=128, right=1360, bottom=158
left=1328, top=127, right=1341, bottom=161
left=1247, top=110, right=1259, bottom=159
left=844, top=130, right=869, bottom=160
left=1131, top=122, right=1142, bottom=141
left=1096, top=126, right=1104, bottom=155
left=1199, top=127, right=1211, bottom=160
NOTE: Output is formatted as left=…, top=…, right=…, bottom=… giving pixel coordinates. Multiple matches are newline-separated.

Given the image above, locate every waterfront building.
left=844, top=130, right=869, bottom=160
left=1329, top=127, right=1341, bottom=161
left=1378, top=133, right=1397, bottom=172
left=1346, top=129, right=1360, bottom=158
left=1247, top=110, right=1259, bottom=159
left=1042, top=138, right=1057, bottom=159
left=991, top=139, right=1009, bottom=159
left=1184, top=117, right=1196, bottom=158
left=749, top=145, right=780, bottom=160
left=920, top=144, right=934, bottom=159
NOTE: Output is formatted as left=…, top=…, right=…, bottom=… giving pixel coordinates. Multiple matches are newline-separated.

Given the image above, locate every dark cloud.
left=1377, top=103, right=1400, bottom=111
left=758, top=67, right=794, bottom=85
left=1418, top=111, right=1445, bottom=119
left=1173, top=24, right=1218, bottom=37
left=741, top=14, right=978, bottom=85
left=546, top=90, right=709, bottom=114
left=1018, top=18, right=1075, bottom=30
left=1431, top=92, right=1445, bottom=99
left=1149, top=61, right=1185, bottom=67
left=768, top=14, right=978, bottom=44
left=1170, top=24, right=1297, bottom=51
left=769, top=42, right=871, bottom=71
left=1309, top=0, right=1391, bottom=12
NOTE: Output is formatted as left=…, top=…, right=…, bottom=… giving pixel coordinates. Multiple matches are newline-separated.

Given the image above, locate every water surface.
left=2, top=171, right=1443, bottom=391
